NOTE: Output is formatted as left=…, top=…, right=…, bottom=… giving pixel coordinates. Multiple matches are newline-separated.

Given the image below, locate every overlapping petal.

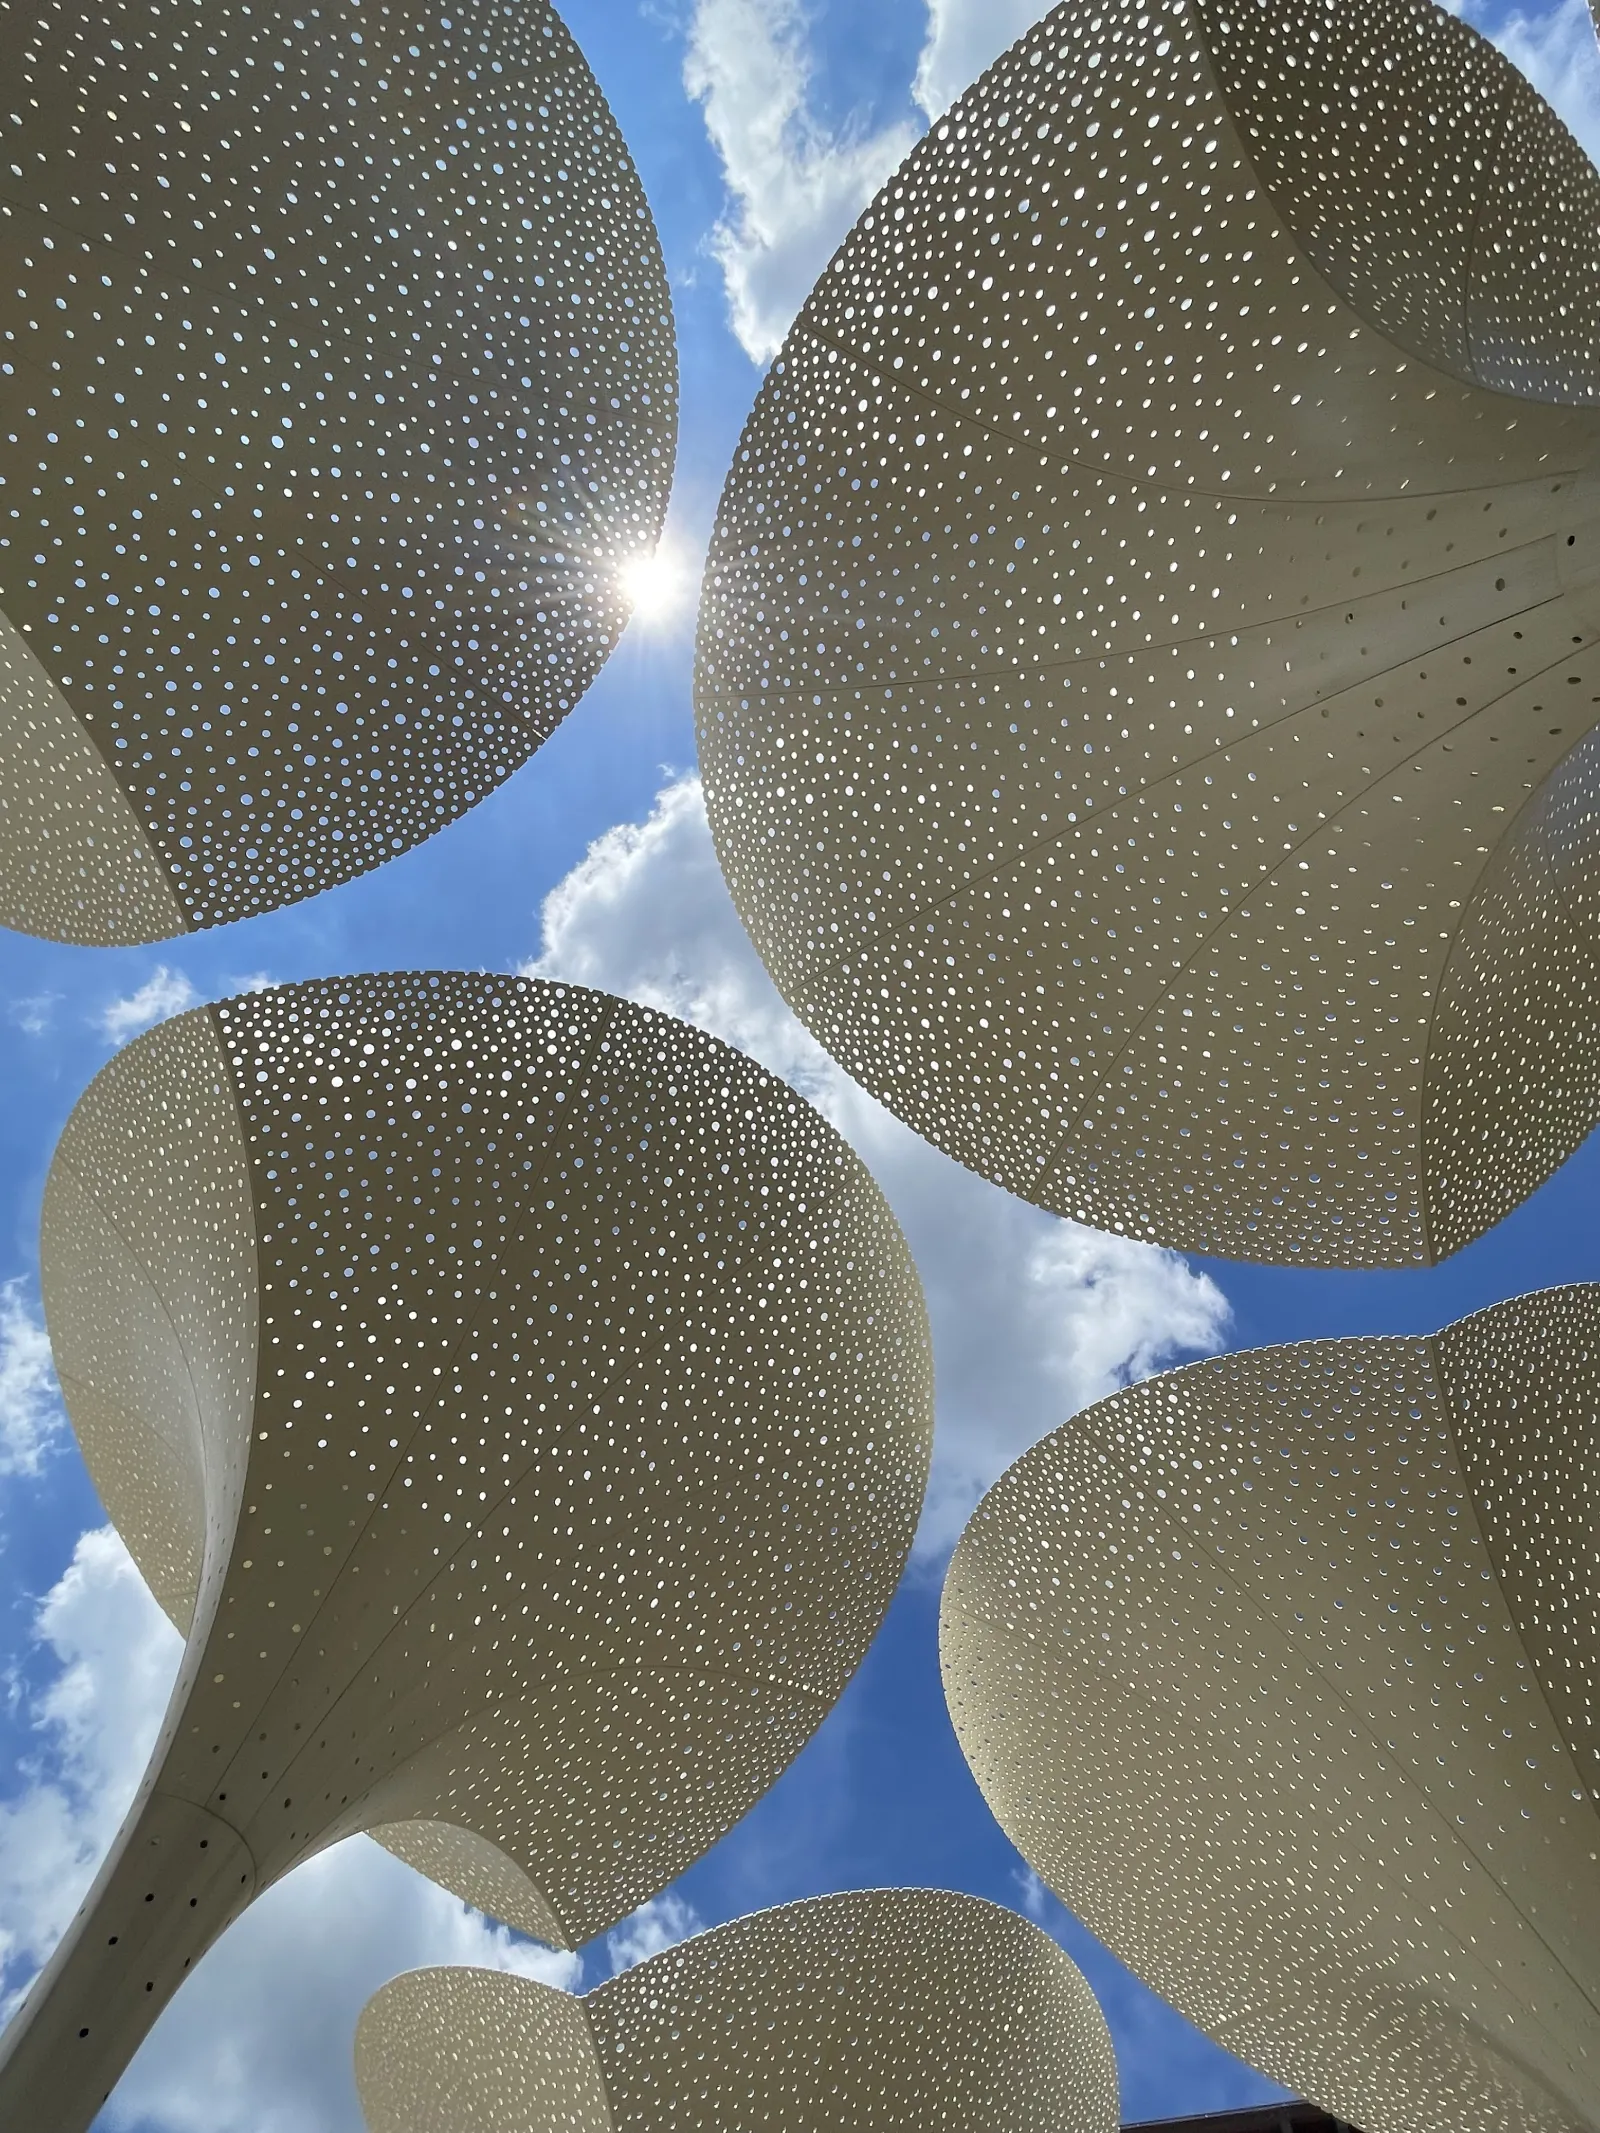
left=357, top=1888, right=1117, bottom=2133
left=0, top=0, right=676, bottom=941
left=0, top=973, right=930, bottom=2128
left=943, top=1284, right=1600, bottom=2133
left=697, top=0, right=1600, bottom=1265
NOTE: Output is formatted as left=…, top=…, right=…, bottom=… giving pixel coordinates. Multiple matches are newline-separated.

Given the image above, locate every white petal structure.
left=0, top=973, right=931, bottom=2132
left=355, top=1887, right=1119, bottom=2133
left=942, top=1284, right=1600, bottom=2133
left=696, top=0, right=1600, bottom=1267
left=0, top=0, right=675, bottom=944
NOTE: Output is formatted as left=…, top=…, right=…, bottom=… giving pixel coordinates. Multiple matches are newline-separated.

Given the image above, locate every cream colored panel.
left=367, top=1823, right=566, bottom=1947
left=1439, top=1289, right=1600, bottom=1790
left=590, top=1890, right=1116, bottom=2133
left=193, top=975, right=929, bottom=1940
left=356, top=1890, right=1117, bottom=2133
left=1425, top=729, right=1600, bottom=1255
left=0, top=0, right=675, bottom=940
left=0, top=607, right=183, bottom=944
left=942, top=1287, right=1600, bottom=2133
left=357, top=1967, right=612, bottom=2133
left=40, top=1003, right=257, bottom=1633
left=697, top=0, right=1600, bottom=1265
left=347, top=1673, right=836, bottom=1948
left=0, top=972, right=931, bottom=2132
left=0, top=1789, right=259, bottom=2130
left=1194, top=0, right=1600, bottom=398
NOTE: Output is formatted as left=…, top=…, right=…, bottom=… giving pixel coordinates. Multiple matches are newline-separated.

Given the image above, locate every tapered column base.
left=0, top=1788, right=256, bottom=2133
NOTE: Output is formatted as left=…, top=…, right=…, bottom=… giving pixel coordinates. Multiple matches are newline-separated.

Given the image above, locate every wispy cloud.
left=604, top=1890, right=705, bottom=1976
left=522, top=775, right=1230, bottom=1555
left=6, top=994, right=59, bottom=1040
left=680, top=0, right=1067, bottom=366
left=0, top=1281, right=61, bottom=1480
left=1012, top=1865, right=1049, bottom=1923
left=912, top=0, right=1047, bottom=120
left=96, top=966, right=197, bottom=1047
left=1460, top=0, right=1600, bottom=161
left=684, top=0, right=916, bottom=364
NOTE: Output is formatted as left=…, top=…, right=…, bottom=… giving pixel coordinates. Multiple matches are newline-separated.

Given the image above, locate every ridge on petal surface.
left=696, top=0, right=1600, bottom=1265
left=356, top=1888, right=1119, bottom=2133
left=0, top=972, right=930, bottom=2131
left=0, top=0, right=677, bottom=942
left=942, top=1282, right=1600, bottom=2133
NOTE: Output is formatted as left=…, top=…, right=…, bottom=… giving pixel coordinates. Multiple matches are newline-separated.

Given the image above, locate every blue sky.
left=2, top=1, right=1600, bottom=2127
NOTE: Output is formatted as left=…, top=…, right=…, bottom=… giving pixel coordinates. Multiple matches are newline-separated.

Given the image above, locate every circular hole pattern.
left=355, top=1888, right=1118, bottom=2133
left=24, top=971, right=931, bottom=2105
left=695, top=0, right=1600, bottom=1268
left=941, top=1281, right=1600, bottom=2133
left=0, top=0, right=676, bottom=944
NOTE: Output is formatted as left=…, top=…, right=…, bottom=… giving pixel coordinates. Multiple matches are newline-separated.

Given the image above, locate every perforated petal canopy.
left=942, top=1284, right=1600, bottom=2133
left=0, top=973, right=930, bottom=2131
left=0, top=0, right=675, bottom=943
left=696, top=0, right=1600, bottom=1266
left=356, top=1888, right=1118, bottom=2133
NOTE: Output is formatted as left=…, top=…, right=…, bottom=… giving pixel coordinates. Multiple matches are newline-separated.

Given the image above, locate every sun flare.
left=619, top=543, right=689, bottom=628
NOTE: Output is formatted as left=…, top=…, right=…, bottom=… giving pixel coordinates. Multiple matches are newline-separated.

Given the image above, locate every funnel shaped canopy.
left=696, top=0, right=1600, bottom=1267
left=0, top=0, right=675, bottom=944
left=0, top=972, right=929, bottom=2131
left=942, top=1284, right=1600, bottom=2133
left=356, top=1888, right=1118, bottom=2133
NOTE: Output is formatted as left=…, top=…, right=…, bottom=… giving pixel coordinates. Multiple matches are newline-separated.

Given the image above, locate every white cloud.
left=7, top=992, right=59, bottom=1039
left=97, top=967, right=197, bottom=1047
left=229, top=972, right=278, bottom=998
left=604, top=1891, right=705, bottom=1976
left=521, top=776, right=1230, bottom=1556
left=684, top=0, right=917, bottom=364
left=110, top=1844, right=579, bottom=2133
left=1464, top=0, right=1600, bottom=161
left=0, top=1528, right=578, bottom=2132
left=912, top=0, right=1045, bottom=120
left=1012, top=1865, right=1049, bottom=1923
left=0, top=1528, right=177, bottom=2014
left=0, top=1281, right=62, bottom=1479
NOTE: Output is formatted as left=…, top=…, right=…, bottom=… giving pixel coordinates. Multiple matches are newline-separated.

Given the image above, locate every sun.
left=618, top=542, right=690, bottom=629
